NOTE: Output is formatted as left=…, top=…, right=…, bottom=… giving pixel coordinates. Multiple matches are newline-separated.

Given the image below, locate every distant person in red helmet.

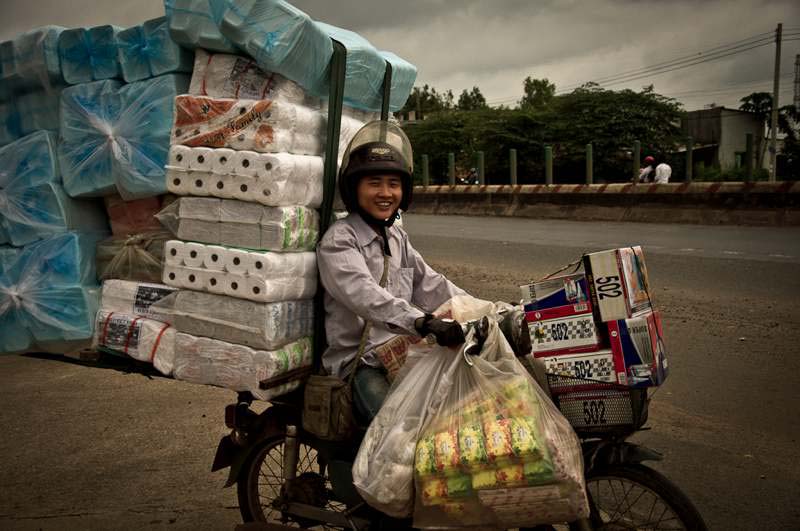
left=638, top=155, right=656, bottom=183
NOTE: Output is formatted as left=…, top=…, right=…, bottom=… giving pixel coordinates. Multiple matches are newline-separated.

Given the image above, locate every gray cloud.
left=1, top=0, right=798, bottom=110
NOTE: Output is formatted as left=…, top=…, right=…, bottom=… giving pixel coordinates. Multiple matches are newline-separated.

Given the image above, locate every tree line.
left=399, top=78, right=798, bottom=183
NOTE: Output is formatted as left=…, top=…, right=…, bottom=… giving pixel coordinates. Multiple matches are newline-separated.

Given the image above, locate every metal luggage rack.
left=545, top=373, right=650, bottom=436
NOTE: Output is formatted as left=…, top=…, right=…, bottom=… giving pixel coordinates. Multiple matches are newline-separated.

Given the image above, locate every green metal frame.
left=311, top=44, right=395, bottom=368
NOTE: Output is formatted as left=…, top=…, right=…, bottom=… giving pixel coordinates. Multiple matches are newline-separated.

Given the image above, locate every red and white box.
left=583, top=246, right=652, bottom=323
left=526, top=305, right=602, bottom=356
left=607, top=309, right=668, bottom=388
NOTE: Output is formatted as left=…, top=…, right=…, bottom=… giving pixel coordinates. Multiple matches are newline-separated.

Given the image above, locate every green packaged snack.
left=510, top=417, right=541, bottom=459
left=523, top=458, right=555, bottom=485
left=415, top=435, right=437, bottom=477
left=458, top=424, right=489, bottom=470
left=446, top=474, right=472, bottom=498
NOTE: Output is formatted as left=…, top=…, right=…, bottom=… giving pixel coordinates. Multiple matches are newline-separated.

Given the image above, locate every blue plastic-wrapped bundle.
left=0, top=26, right=65, bottom=93
left=378, top=51, right=417, bottom=112
left=220, top=0, right=333, bottom=99
left=0, top=232, right=103, bottom=354
left=164, top=0, right=238, bottom=53
left=0, top=99, right=22, bottom=146
left=16, top=87, right=62, bottom=135
left=58, top=25, right=123, bottom=85
left=219, top=1, right=416, bottom=112
left=59, top=74, right=189, bottom=199
left=0, top=131, right=108, bottom=246
left=117, top=17, right=193, bottom=82
left=59, top=79, right=123, bottom=197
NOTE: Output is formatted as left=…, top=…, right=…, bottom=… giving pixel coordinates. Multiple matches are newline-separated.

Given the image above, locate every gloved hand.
left=415, top=314, right=465, bottom=347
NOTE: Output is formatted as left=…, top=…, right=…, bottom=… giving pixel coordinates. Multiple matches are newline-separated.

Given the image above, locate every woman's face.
left=357, top=174, right=403, bottom=220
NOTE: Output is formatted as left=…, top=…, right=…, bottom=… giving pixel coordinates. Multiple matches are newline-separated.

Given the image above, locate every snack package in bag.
left=353, top=295, right=589, bottom=526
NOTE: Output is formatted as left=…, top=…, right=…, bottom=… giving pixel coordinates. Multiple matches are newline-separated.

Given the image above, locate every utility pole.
left=794, top=54, right=799, bottom=109
left=769, top=23, right=782, bottom=182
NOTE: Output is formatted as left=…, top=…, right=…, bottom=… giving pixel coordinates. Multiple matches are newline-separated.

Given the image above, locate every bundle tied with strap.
left=302, top=252, right=390, bottom=441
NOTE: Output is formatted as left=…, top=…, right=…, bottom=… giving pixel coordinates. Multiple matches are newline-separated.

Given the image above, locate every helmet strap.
left=357, top=208, right=398, bottom=255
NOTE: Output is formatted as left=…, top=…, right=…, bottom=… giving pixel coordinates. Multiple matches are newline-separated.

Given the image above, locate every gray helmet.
left=339, top=120, right=414, bottom=213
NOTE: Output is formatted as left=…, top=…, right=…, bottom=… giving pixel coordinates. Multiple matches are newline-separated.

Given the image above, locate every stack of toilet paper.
left=171, top=95, right=325, bottom=155
left=57, top=25, right=123, bottom=85
left=104, top=194, right=172, bottom=237
left=165, top=146, right=323, bottom=207
left=94, top=310, right=176, bottom=374
left=148, top=289, right=314, bottom=351
left=99, top=279, right=178, bottom=319
left=155, top=198, right=319, bottom=251
left=162, top=239, right=316, bottom=302
left=172, top=334, right=312, bottom=400
left=116, top=17, right=193, bottom=83
left=0, top=26, right=65, bottom=94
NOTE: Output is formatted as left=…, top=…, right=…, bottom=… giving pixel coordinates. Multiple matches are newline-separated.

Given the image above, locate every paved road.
left=404, top=214, right=800, bottom=531
left=1, top=215, right=798, bottom=530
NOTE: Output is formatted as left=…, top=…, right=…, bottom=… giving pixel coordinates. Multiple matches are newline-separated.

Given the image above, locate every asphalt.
left=0, top=214, right=798, bottom=530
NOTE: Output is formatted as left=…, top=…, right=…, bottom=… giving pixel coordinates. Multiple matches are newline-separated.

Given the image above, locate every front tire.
left=584, top=464, right=707, bottom=530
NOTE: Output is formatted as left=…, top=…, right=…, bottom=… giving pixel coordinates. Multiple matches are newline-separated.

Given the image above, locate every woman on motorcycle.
left=317, top=120, right=468, bottom=424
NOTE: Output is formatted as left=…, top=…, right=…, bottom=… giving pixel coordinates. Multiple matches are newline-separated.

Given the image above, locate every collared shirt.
left=317, top=213, right=466, bottom=377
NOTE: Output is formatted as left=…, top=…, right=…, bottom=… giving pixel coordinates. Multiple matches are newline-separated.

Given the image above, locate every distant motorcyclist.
left=638, top=155, right=656, bottom=183
left=317, top=120, right=467, bottom=423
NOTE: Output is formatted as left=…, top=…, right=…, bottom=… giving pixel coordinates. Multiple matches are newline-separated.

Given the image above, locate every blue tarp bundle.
left=0, top=131, right=108, bottom=246
left=58, top=25, right=123, bottom=85
left=59, top=74, right=190, bottom=199
left=219, top=0, right=416, bottom=112
left=0, top=232, right=104, bottom=354
left=117, top=17, right=193, bottom=83
left=164, top=0, right=238, bottom=53
left=0, top=26, right=65, bottom=94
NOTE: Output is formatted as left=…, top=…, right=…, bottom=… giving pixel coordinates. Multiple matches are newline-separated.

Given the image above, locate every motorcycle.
left=213, top=311, right=707, bottom=530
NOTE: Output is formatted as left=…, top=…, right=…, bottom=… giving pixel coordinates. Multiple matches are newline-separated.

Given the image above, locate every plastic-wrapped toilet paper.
left=99, top=279, right=177, bottom=320
left=94, top=310, right=175, bottom=374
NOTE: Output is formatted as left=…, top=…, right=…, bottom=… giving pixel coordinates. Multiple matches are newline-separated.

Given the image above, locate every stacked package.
left=520, top=247, right=669, bottom=430
left=116, top=17, right=193, bottom=83
left=57, top=25, right=123, bottom=85
left=217, top=0, right=416, bottom=112
left=0, top=232, right=105, bottom=353
left=164, top=0, right=238, bottom=53
left=413, top=376, right=587, bottom=527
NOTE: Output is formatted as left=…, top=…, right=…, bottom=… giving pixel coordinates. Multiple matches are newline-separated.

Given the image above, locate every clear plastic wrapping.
left=0, top=232, right=105, bottom=354
left=0, top=131, right=108, bottom=247
left=353, top=296, right=589, bottom=526
left=164, top=0, right=239, bottom=53
left=94, top=310, right=176, bottom=374
left=96, top=231, right=171, bottom=284
left=172, top=333, right=312, bottom=400
left=148, top=289, right=313, bottom=351
left=171, top=95, right=325, bottom=155
left=59, top=74, right=190, bottom=199
left=0, top=26, right=65, bottom=94
left=116, top=17, right=193, bottom=83
left=219, top=1, right=416, bottom=112
left=99, top=279, right=177, bottom=320
left=57, top=25, right=123, bottom=85
left=155, top=197, right=319, bottom=251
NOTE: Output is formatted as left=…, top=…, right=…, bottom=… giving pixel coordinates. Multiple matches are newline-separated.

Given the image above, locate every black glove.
left=415, top=314, right=465, bottom=347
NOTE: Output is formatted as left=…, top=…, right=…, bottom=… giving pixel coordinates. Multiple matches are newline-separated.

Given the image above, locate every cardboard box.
left=526, top=310, right=602, bottom=355
left=583, top=246, right=652, bottom=322
left=520, top=272, right=590, bottom=311
left=540, top=350, right=618, bottom=391
left=607, top=309, right=668, bottom=388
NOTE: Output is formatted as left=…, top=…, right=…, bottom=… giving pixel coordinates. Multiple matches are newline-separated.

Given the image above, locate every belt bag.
left=302, top=254, right=389, bottom=441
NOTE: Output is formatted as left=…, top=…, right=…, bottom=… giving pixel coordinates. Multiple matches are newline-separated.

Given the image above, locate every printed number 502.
left=596, top=275, right=622, bottom=299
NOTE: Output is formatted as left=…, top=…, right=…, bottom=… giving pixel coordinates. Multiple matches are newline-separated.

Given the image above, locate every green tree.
left=519, top=77, right=555, bottom=111
left=399, top=84, right=454, bottom=118
left=457, top=86, right=488, bottom=111
left=739, top=92, right=798, bottom=169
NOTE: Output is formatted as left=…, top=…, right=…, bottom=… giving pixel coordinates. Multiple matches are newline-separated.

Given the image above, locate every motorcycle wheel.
left=237, top=435, right=348, bottom=530
left=584, top=464, right=708, bottom=530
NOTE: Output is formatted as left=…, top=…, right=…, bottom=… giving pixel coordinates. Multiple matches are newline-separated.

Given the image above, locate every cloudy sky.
left=2, top=0, right=799, bottom=111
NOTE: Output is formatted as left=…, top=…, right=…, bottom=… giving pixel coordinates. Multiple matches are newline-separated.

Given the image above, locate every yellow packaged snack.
left=510, top=417, right=540, bottom=458
left=458, top=424, right=488, bottom=469
left=434, top=430, right=460, bottom=475
left=484, top=418, right=513, bottom=463
left=415, top=435, right=437, bottom=477
left=446, top=474, right=472, bottom=498
left=524, top=458, right=555, bottom=485
left=471, top=468, right=498, bottom=490
left=421, top=477, right=448, bottom=506
left=496, top=463, right=526, bottom=487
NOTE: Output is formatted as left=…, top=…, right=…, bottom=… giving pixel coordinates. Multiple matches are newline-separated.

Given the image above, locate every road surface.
left=0, top=214, right=798, bottom=530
